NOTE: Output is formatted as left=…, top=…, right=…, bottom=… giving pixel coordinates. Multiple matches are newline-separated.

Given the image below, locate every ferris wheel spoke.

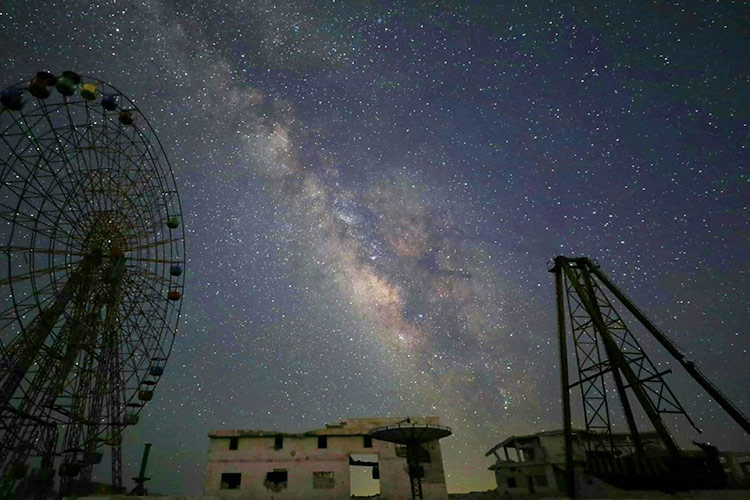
left=118, top=292, right=169, bottom=364
left=0, top=210, right=80, bottom=247
left=10, top=112, right=101, bottom=233
left=106, top=273, right=170, bottom=389
left=124, top=256, right=183, bottom=264
left=49, top=114, right=163, bottom=233
left=49, top=117, right=116, bottom=217
left=0, top=261, right=76, bottom=286
left=127, top=238, right=184, bottom=252
left=0, top=279, right=59, bottom=327
left=126, top=270, right=174, bottom=310
left=119, top=305, right=167, bottom=348
left=126, top=266, right=174, bottom=286
left=83, top=103, right=109, bottom=213
left=110, top=138, right=165, bottom=220
left=1, top=176, right=90, bottom=250
left=0, top=245, right=88, bottom=258
left=1, top=244, right=181, bottom=266
left=0, top=206, right=83, bottom=248
left=67, top=101, right=120, bottom=214
left=53, top=123, right=110, bottom=216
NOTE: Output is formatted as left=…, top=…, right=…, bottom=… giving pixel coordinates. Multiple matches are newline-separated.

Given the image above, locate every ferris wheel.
left=0, top=71, right=185, bottom=496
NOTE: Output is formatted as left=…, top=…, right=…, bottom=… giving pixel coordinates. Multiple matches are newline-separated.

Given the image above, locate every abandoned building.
left=205, top=417, right=450, bottom=500
left=485, top=429, right=665, bottom=497
left=486, top=430, right=750, bottom=496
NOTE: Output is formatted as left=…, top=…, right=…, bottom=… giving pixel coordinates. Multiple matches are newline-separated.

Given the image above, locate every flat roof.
left=209, top=429, right=343, bottom=439
left=209, top=416, right=443, bottom=439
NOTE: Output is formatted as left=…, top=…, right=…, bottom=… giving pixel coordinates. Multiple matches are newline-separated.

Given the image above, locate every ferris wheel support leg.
left=0, top=304, right=98, bottom=474
left=108, top=340, right=124, bottom=494
left=107, top=267, right=126, bottom=493
left=59, top=356, right=97, bottom=497
left=0, top=259, right=97, bottom=478
left=0, top=407, right=58, bottom=479
left=0, top=257, right=98, bottom=411
left=81, top=267, right=125, bottom=485
left=0, top=478, right=19, bottom=500
left=111, top=443, right=122, bottom=492
left=59, top=309, right=102, bottom=497
left=26, top=425, right=58, bottom=500
left=45, top=305, right=101, bottom=408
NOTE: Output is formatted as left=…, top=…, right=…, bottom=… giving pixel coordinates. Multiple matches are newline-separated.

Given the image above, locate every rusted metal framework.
left=0, top=72, right=185, bottom=498
left=550, top=256, right=750, bottom=497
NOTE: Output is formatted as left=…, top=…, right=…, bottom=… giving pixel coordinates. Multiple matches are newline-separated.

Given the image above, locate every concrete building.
left=205, top=417, right=449, bottom=500
left=487, top=430, right=750, bottom=496
left=485, top=429, right=664, bottom=497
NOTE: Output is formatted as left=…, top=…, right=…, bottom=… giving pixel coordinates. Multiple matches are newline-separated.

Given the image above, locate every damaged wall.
left=204, top=417, right=449, bottom=500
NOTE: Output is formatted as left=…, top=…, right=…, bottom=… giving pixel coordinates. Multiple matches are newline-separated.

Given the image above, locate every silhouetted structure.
left=0, top=71, right=185, bottom=499
left=549, top=256, right=750, bottom=497
left=486, top=429, right=664, bottom=497
left=370, top=418, right=452, bottom=499
left=487, top=430, right=750, bottom=497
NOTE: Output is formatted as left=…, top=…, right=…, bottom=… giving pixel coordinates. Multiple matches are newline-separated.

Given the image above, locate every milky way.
left=1, top=1, right=749, bottom=493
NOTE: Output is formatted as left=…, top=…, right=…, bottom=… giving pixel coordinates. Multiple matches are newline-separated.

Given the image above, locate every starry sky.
left=2, top=0, right=750, bottom=494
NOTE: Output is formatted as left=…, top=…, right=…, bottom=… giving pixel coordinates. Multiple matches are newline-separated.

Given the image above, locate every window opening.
left=363, top=435, right=373, bottom=448
left=350, top=454, right=379, bottom=497
left=228, top=437, right=238, bottom=450
left=318, top=436, right=328, bottom=449
left=274, top=436, right=283, bottom=450
left=220, top=473, right=241, bottom=490
left=264, top=470, right=288, bottom=492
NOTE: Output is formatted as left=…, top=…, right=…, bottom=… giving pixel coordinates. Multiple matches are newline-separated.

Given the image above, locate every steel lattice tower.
left=550, top=256, right=750, bottom=497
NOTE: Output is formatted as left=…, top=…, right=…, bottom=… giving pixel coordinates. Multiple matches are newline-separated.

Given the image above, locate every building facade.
left=485, top=430, right=664, bottom=497
left=487, top=430, right=750, bottom=496
left=205, top=417, right=449, bottom=500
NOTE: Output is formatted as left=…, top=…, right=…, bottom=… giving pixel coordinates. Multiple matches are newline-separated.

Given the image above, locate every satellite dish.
left=370, top=419, right=452, bottom=499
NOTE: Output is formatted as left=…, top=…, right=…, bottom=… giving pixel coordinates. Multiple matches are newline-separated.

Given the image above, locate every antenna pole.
left=130, top=443, right=152, bottom=496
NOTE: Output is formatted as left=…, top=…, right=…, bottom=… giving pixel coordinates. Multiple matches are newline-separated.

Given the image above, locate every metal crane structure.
left=549, top=256, right=749, bottom=497
left=0, top=71, right=185, bottom=499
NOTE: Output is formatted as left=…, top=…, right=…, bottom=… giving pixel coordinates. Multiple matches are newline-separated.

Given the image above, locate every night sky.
left=2, top=0, right=750, bottom=494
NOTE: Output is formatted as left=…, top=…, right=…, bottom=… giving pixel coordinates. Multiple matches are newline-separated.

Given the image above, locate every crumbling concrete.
left=204, top=417, right=449, bottom=500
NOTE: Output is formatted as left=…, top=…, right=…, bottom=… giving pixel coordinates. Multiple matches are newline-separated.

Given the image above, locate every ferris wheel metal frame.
left=0, top=70, right=185, bottom=497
